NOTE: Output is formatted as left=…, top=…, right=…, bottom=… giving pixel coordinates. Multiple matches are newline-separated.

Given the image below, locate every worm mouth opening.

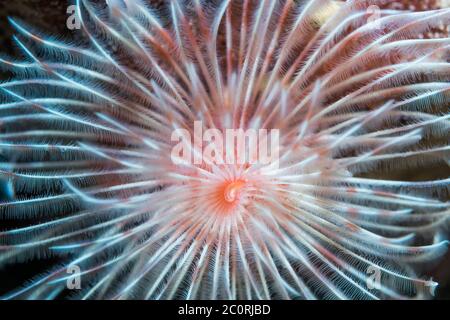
left=224, top=179, right=247, bottom=203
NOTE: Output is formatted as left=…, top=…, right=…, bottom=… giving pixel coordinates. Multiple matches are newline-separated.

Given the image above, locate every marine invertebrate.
left=0, top=0, right=449, bottom=299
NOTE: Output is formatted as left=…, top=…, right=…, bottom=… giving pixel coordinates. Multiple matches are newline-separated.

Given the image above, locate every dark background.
left=0, top=0, right=449, bottom=299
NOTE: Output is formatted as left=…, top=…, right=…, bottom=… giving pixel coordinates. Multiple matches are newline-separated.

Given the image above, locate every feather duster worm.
left=0, top=0, right=449, bottom=299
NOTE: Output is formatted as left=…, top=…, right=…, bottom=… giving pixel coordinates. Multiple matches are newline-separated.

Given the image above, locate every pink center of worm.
left=224, top=180, right=246, bottom=203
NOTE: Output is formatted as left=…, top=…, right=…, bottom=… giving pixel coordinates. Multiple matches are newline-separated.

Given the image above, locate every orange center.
left=223, top=180, right=247, bottom=203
